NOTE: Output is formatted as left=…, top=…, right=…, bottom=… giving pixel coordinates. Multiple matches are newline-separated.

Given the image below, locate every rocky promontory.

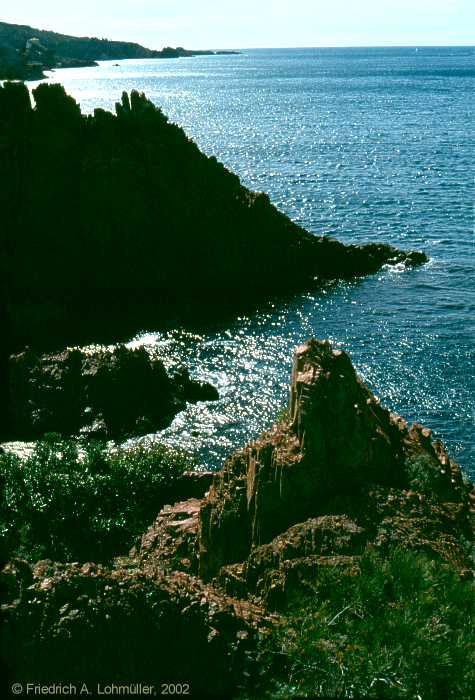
left=0, top=81, right=427, bottom=436
left=0, top=81, right=426, bottom=347
left=2, top=340, right=472, bottom=698
left=197, top=341, right=472, bottom=587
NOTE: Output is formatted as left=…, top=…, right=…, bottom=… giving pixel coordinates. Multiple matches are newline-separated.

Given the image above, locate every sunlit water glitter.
left=27, top=47, right=474, bottom=475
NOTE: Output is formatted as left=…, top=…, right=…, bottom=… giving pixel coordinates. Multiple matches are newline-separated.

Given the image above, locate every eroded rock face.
left=288, top=340, right=406, bottom=486
left=219, top=515, right=366, bottom=608
left=135, top=498, right=202, bottom=577
left=8, top=344, right=218, bottom=440
left=198, top=340, right=471, bottom=582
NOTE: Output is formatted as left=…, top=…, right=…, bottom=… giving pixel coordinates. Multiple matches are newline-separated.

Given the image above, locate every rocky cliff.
left=2, top=340, right=472, bottom=697
left=0, top=81, right=426, bottom=350
left=0, top=81, right=428, bottom=436
left=197, top=341, right=471, bottom=589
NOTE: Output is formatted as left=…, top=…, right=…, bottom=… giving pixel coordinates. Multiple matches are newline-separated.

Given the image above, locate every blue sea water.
left=30, top=47, right=475, bottom=476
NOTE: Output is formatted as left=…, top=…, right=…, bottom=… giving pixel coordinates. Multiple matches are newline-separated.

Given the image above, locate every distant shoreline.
left=0, top=19, right=240, bottom=81
left=0, top=51, right=241, bottom=82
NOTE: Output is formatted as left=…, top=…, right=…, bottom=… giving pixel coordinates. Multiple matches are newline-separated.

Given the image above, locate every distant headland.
left=0, top=20, right=240, bottom=81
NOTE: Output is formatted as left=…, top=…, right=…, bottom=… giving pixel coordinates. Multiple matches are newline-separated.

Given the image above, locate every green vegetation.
left=0, top=436, right=195, bottom=564
left=275, top=404, right=291, bottom=425
left=246, top=548, right=474, bottom=699
left=406, top=453, right=455, bottom=501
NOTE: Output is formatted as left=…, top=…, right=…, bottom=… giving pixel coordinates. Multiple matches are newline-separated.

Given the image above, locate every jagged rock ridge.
left=197, top=340, right=471, bottom=584
left=0, top=81, right=426, bottom=348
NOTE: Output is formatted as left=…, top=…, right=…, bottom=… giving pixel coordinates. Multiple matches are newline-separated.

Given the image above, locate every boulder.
left=8, top=344, right=218, bottom=440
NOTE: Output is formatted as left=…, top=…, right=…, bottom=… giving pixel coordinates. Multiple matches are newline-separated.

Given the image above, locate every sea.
left=29, top=47, right=475, bottom=477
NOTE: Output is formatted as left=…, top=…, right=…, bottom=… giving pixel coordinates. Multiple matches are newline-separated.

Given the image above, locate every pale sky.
left=2, top=0, right=474, bottom=49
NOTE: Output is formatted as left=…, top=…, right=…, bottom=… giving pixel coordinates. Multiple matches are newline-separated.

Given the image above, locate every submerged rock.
left=8, top=344, right=218, bottom=440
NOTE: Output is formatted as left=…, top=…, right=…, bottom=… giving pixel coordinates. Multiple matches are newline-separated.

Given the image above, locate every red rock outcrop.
left=197, top=340, right=470, bottom=582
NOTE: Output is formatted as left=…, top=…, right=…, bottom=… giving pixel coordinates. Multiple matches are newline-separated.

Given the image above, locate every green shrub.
left=0, top=436, right=196, bottom=564
left=246, top=548, right=474, bottom=699
left=405, top=454, right=454, bottom=501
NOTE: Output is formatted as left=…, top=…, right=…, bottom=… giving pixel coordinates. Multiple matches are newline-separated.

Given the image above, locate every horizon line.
left=222, top=44, right=475, bottom=50
left=1, top=22, right=474, bottom=52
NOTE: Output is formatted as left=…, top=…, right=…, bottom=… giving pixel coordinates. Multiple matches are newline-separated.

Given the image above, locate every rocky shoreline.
left=1, top=67, right=471, bottom=698
left=0, top=80, right=427, bottom=438
left=1, top=340, right=472, bottom=698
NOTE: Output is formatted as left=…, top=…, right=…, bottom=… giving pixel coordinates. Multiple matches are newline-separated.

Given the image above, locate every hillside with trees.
left=0, top=20, right=238, bottom=80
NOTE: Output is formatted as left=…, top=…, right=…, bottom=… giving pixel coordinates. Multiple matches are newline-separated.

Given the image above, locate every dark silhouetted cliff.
left=0, top=82, right=425, bottom=346
left=0, top=82, right=428, bottom=436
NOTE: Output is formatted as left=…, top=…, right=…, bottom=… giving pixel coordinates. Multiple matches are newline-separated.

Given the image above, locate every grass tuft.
left=245, top=547, right=474, bottom=699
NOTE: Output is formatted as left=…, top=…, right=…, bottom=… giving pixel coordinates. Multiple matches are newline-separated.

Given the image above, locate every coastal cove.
left=22, top=46, right=474, bottom=477
left=1, top=37, right=474, bottom=700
